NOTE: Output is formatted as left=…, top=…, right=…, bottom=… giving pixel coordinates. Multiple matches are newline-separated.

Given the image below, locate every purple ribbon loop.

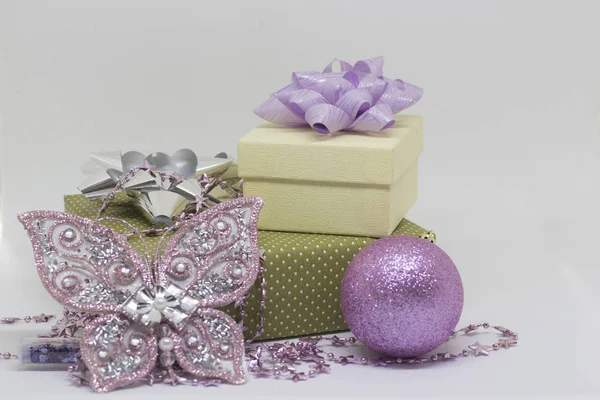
left=322, top=58, right=353, bottom=73
left=335, top=89, right=373, bottom=120
left=305, top=104, right=353, bottom=134
left=288, top=89, right=329, bottom=118
left=353, top=56, right=385, bottom=78
left=393, top=79, right=424, bottom=104
left=347, top=103, right=395, bottom=132
left=255, top=57, right=422, bottom=134
left=292, top=72, right=356, bottom=104
left=273, top=83, right=301, bottom=105
left=253, top=96, right=307, bottom=127
left=358, top=77, right=389, bottom=104
left=378, top=84, right=420, bottom=114
left=342, top=70, right=360, bottom=88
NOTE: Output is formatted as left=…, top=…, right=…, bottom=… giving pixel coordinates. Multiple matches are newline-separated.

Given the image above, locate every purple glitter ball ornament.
left=341, top=236, right=464, bottom=358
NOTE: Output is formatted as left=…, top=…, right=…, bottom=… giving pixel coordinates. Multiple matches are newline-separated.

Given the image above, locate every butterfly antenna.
left=154, top=221, right=182, bottom=272
left=98, top=216, right=153, bottom=269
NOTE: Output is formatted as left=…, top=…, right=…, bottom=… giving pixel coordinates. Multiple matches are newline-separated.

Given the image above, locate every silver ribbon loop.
left=123, top=283, right=200, bottom=330
left=78, top=150, right=236, bottom=225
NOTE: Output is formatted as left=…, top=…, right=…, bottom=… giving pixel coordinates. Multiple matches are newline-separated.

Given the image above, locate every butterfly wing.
left=18, top=211, right=152, bottom=313
left=173, top=309, right=245, bottom=384
left=156, top=197, right=263, bottom=308
left=80, top=313, right=158, bottom=392
left=156, top=197, right=262, bottom=384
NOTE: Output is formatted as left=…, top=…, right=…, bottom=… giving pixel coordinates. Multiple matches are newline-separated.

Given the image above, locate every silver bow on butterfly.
left=123, top=283, right=201, bottom=328
left=78, top=149, right=236, bottom=225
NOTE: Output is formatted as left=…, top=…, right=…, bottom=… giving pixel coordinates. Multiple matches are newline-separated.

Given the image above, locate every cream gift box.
left=238, top=115, right=423, bottom=237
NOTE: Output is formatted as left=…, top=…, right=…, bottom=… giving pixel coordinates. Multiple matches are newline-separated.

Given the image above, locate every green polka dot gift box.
left=64, top=193, right=431, bottom=341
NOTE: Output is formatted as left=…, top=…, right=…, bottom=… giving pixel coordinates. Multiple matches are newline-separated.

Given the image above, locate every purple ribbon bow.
left=254, top=57, right=423, bottom=134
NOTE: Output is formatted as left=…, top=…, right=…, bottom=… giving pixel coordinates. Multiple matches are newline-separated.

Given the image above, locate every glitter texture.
left=341, top=236, right=464, bottom=358
left=18, top=197, right=263, bottom=392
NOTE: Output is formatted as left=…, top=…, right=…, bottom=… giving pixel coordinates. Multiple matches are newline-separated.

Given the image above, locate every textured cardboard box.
left=238, top=115, right=423, bottom=237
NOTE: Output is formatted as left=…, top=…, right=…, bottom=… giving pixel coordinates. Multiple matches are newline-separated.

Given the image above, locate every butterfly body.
left=18, top=197, right=263, bottom=392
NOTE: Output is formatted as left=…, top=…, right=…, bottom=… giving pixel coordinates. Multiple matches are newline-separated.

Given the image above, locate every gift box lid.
left=238, top=115, right=423, bottom=185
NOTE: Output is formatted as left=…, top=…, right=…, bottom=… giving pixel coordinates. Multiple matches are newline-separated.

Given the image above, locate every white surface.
left=1, top=0, right=599, bottom=398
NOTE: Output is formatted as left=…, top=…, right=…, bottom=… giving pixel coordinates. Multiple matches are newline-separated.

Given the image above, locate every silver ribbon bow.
left=123, top=283, right=200, bottom=329
left=78, top=150, right=235, bottom=225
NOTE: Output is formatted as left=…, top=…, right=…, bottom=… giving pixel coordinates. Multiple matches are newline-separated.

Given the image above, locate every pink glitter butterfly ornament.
left=18, top=197, right=263, bottom=393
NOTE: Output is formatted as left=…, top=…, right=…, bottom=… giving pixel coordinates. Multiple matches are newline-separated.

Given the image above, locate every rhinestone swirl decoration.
left=18, top=197, right=263, bottom=392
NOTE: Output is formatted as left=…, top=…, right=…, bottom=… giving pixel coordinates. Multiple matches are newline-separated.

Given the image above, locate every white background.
left=1, top=0, right=599, bottom=398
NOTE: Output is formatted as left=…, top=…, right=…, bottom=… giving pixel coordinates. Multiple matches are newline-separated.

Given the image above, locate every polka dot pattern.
left=65, top=193, right=430, bottom=341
